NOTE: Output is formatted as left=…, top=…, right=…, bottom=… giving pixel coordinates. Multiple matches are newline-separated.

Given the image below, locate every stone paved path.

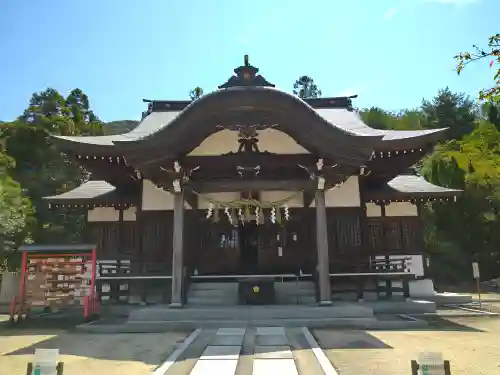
left=161, top=326, right=333, bottom=375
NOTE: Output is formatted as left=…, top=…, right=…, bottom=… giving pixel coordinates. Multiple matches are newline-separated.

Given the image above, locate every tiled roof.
left=365, top=175, right=462, bottom=201
left=51, top=88, right=446, bottom=154
left=44, top=180, right=116, bottom=200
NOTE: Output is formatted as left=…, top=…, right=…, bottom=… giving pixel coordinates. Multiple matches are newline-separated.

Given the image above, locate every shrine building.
left=44, top=56, right=461, bottom=307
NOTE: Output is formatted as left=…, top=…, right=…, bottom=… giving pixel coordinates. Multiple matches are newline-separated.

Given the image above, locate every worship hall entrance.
left=238, top=221, right=259, bottom=274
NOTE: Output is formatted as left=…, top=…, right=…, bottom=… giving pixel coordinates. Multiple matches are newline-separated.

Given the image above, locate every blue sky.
left=0, top=0, right=497, bottom=122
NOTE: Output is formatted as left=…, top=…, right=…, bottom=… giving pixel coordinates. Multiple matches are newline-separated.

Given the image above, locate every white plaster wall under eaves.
left=188, top=128, right=309, bottom=156
left=310, top=176, right=361, bottom=207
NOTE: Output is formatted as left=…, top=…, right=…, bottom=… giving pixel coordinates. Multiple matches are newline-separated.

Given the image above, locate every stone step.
left=187, top=282, right=239, bottom=306
left=77, top=317, right=427, bottom=333
left=189, top=282, right=239, bottom=291
left=188, top=289, right=234, bottom=298
left=275, top=296, right=317, bottom=305
left=372, top=300, right=436, bottom=314
left=188, top=297, right=239, bottom=306
left=276, top=287, right=316, bottom=294
left=128, top=303, right=375, bottom=322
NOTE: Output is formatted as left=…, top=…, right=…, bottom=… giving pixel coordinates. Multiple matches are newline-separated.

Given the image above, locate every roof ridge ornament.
left=218, top=55, right=275, bottom=89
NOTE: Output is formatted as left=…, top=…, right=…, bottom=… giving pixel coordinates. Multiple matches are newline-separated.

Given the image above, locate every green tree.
left=6, top=88, right=104, bottom=244
left=456, top=33, right=500, bottom=103
left=360, top=107, right=424, bottom=131
left=293, top=76, right=322, bottom=99
left=421, top=122, right=500, bottom=281
left=482, top=102, right=500, bottom=129
left=421, top=87, right=477, bottom=140
left=0, top=144, right=33, bottom=270
left=189, top=87, right=204, bottom=100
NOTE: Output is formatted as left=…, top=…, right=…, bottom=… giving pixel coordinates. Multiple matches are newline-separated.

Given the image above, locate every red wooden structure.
left=10, top=244, right=99, bottom=323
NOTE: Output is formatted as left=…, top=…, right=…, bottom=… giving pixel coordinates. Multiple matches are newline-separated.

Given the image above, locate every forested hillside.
left=0, top=36, right=498, bottom=284
left=104, top=120, right=139, bottom=135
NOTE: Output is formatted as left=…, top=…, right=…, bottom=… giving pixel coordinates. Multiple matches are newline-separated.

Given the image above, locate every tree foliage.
left=360, top=107, right=424, bottom=130
left=189, top=87, right=204, bottom=100
left=293, top=76, right=322, bottom=99
left=361, top=87, right=500, bottom=281
left=421, top=87, right=477, bottom=140
left=0, top=148, right=32, bottom=270
left=104, top=120, right=139, bottom=135
left=456, top=33, right=500, bottom=103
left=5, top=88, right=104, bottom=249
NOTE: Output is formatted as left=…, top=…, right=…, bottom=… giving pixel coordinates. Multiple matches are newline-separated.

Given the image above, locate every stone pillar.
left=315, top=190, right=332, bottom=306
left=170, top=192, right=185, bottom=308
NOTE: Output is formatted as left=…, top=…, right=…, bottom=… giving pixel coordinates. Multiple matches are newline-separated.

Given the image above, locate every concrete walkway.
left=155, top=326, right=337, bottom=375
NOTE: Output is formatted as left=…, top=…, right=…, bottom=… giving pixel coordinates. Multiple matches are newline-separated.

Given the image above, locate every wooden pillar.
left=170, top=192, right=185, bottom=308
left=315, top=190, right=332, bottom=305
left=118, top=207, right=124, bottom=255
left=136, top=180, right=148, bottom=305
left=111, top=207, right=124, bottom=302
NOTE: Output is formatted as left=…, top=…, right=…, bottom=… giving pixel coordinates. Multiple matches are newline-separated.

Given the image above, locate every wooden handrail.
left=329, top=272, right=414, bottom=277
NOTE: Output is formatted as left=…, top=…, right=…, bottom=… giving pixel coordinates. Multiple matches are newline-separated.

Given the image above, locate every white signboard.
left=418, top=352, right=446, bottom=375
left=472, top=262, right=480, bottom=279
left=374, top=254, right=425, bottom=277
left=34, top=348, right=59, bottom=375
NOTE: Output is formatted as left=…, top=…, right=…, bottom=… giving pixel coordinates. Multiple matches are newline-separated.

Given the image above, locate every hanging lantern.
left=259, top=207, right=265, bottom=224
left=276, top=206, right=282, bottom=224
left=206, top=202, right=214, bottom=219
left=238, top=208, right=244, bottom=222
left=284, top=205, right=290, bottom=220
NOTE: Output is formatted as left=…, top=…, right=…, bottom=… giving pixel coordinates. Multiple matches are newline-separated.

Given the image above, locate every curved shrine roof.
left=51, top=57, right=447, bottom=161
left=52, top=89, right=446, bottom=159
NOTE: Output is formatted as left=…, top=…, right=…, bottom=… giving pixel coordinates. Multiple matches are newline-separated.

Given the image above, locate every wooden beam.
left=184, top=188, right=198, bottom=209
left=184, top=153, right=319, bottom=169
left=315, top=190, right=332, bottom=305
left=170, top=192, right=185, bottom=308
left=188, top=179, right=314, bottom=193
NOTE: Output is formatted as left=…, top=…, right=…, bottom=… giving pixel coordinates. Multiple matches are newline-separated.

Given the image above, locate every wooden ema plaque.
left=25, top=256, right=93, bottom=311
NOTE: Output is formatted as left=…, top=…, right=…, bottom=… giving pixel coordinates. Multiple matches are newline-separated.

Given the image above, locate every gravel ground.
left=314, top=317, right=500, bottom=375
left=0, top=326, right=190, bottom=375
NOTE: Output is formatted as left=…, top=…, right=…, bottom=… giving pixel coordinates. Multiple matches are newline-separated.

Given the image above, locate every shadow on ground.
left=1, top=328, right=190, bottom=366
left=417, top=315, right=487, bottom=332
left=313, top=330, right=393, bottom=349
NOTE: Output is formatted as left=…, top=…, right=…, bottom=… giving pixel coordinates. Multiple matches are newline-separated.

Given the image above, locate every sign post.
left=472, top=262, right=482, bottom=310
left=411, top=352, right=451, bottom=375
left=27, top=349, right=64, bottom=375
